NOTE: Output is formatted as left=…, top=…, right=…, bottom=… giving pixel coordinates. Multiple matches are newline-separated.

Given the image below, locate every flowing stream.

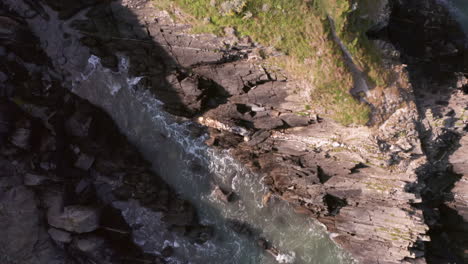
left=2, top=0, right=356, bottom=262
left=72, top=1, right=468, bottom=263
left=71, top=55, right=355, bottom=264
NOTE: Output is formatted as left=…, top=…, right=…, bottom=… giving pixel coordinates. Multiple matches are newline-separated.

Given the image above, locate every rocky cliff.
left=0, top=4, right=210, bottom=263
left=1, top=0, right=467, bottom=263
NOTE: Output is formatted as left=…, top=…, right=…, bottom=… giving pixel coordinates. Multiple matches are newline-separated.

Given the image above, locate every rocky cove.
left=0, top=0, right=467, bottom=264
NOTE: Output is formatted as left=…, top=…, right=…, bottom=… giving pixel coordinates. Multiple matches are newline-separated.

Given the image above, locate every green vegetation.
left=317, top=0, right=389, bottom=86
left=153, top=0, right=388, bottom=126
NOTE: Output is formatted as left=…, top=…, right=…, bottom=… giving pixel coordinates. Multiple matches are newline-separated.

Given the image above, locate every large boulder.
left=0, top=180, right=64, bottom=264
left=48, top=205, right=100, bottom=233
left=0, top=186, right=39, bottom=262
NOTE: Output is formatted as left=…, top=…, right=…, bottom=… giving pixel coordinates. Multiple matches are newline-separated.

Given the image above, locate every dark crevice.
left=198, top=78, right=230, bottom=112
left=97, top=205, right=152, bottom=261
left=462, top=84, right=468, bottom=94
left=189, top=53, right=247, bottom=69
left=349, top=162, right=368, bottom=174
left=317, top=166, right=332, bottom=184
left=233, top=119, right=255, bottom=130
left=235, top=104, right=251, bottom=115
left=366, top=22, right=389, bottom=41
left=323, top=194, right=347, bottom=216
left=241, top=79, right=275, bottom=94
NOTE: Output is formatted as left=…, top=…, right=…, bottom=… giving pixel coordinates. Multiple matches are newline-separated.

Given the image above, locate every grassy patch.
left=318, top=0, right=390, bottom=87
left=153, top=0, right=387, bottom=126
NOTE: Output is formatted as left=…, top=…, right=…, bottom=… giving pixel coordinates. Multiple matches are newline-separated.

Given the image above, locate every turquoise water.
left=1, top=0, right=357, bottom=261
left=73, top=55, right=357, bottom=264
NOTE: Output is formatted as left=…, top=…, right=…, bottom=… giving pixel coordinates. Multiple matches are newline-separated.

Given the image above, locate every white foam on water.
left=109, top=83, right=122, bottom=95
left=71, top=54, right=357, bottom=264
left=127, top=76, right=144, bottom=86
left=79, top=55, right=100, bottom=81
left=276, top=252, right=296, bottom=264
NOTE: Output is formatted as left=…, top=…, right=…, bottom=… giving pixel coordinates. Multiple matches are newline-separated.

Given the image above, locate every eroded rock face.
left=446, top=136, right=468, bottom=262
left=48, top=1, right=428, bottom=263
left=449, top=136, right=468, bottom=222
left=0, top=5, right=210, bottom=263
left=385, top=1, right=468, bottom=262
left=2, top=0, right=467, bottom=263
left=0, top=162, right=66, bottom=264
left=2, top=1, right=420, bottom=264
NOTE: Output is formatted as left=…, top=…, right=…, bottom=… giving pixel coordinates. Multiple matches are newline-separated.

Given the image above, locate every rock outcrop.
left=0, top=6, right=210, bottom=263
left=386, top=1, right=468, bottom=262
left=1, top=0, right=467, bottom=263
left=450, top=136, right=468, bottom=222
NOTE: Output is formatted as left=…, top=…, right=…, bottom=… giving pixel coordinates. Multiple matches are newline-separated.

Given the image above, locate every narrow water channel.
left=1, top=0, right=358, bottom=262
left=71, top=55, right=355, bottom=264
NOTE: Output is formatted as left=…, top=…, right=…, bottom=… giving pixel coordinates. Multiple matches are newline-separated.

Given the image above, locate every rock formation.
left=0, top=6, right=209, bottom=263
left=0, top=0, right=467, bottom=263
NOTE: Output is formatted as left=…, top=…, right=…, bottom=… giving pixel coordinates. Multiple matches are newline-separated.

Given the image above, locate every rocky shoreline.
left=0, top=4, right=211, bottom=263
left=1, top=0, right=467, bottom=263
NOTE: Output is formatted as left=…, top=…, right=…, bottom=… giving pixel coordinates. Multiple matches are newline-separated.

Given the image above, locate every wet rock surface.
left=1, top=0, right=467, bottom=263
left=0, top=5, right=209, bottom=263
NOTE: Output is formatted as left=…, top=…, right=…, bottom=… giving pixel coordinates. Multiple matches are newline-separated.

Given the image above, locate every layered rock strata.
left=2, top=0, right=467, bottom=263
left=0, top=6, right=209, bottom=263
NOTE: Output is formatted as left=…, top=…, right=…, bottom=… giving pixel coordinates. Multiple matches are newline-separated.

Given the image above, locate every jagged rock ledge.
left=0, top=5, right=210, bottom=263
left=2, top=0, right=467, bottom=263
